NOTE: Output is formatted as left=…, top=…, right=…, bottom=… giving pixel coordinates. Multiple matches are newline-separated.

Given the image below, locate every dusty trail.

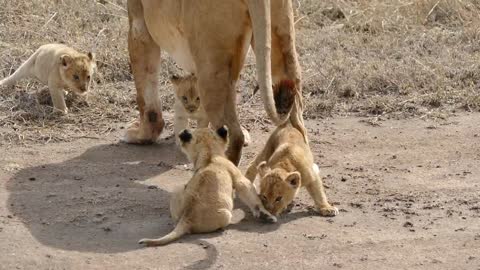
left=1, top=114, right=479, bottom=269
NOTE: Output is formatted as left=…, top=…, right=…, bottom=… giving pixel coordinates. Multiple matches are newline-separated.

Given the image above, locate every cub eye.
left=275, top=196, right=283, bottom=202
left=260, top=195, right=267, bottom=202
left=73, top=74, right=80, bottom=81
left=87, top=75, right=91, bottom=80
left=182, top=96, right=188, bottom=103
left=196, top=97, right=200, bottom=101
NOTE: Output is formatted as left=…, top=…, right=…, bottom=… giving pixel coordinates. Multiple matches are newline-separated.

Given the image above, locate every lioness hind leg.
left=233, top=176, right=277, bottom=223
left=271, top=0, right=308, bottom=144
left=123, top=0, right=165, bottom=144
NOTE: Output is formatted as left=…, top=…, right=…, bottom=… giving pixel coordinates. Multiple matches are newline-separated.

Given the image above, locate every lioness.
left=0, top=44, right=96, bottom=114
left=124, top=0, right=307, bottom=165
left=171, top=74, right=251, bottom=146
left=245, top=122, right=339, bottom=217
left=138, top=127, right=276, bottom=246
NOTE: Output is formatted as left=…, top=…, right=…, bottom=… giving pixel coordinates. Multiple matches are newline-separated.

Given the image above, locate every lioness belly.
left=141, top=1, right=195, bottom=72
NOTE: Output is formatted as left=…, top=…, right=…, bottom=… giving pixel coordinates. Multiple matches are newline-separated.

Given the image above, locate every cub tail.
left=138, top=216, right=190, bottom=247
left=0, top=50, right=37, bottom=87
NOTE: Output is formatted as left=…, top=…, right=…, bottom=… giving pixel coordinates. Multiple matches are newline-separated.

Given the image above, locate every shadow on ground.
left=6, top=141, right=190, bottom=253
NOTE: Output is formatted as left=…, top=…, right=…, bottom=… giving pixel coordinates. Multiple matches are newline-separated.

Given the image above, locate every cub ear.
left=87, top=52, right=95, bottom=61
left=285, top=172, right=301, bottom=189
left=257, top=161, right=271, bottom=177
left=216, top=126, right=228, bottom=140
left=60, top=54, right=73, bottom=68
left=179, top=129, right=192, bottom=143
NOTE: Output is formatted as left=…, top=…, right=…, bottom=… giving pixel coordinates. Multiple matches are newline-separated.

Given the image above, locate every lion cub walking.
left=138, top=127, right=276, bottom=247
left=171, top=74, right=250, bottom=146
left=0, top=44, right=96, bottom=114
left=246, top=122, right=339, bottom=217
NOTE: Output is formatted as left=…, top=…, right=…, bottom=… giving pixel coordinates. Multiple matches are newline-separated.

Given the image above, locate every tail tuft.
left=274, top=80, right=296, bottom=116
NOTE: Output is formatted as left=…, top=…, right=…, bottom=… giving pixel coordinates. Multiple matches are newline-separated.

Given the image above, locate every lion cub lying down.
left=171, top=74, right=250, bottom=146
left=139, top=127, right=276, bottom=247
left=246, top=122, right=339, bottom=217
left=0, top=44, right=96, bottom=114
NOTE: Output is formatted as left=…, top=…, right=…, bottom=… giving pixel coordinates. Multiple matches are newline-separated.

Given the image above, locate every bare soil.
left=1, top=113, right=479, bottom=270
left=1, top=0, right=480, bottom=269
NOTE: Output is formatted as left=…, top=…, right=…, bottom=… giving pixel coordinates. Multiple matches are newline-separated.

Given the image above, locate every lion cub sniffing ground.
left=246, top=123, right=339, bottom=217
left=138, top=127, right=276, bottom=247
left=171, top=74, right=251, bottom=146
left=0, top=44, right=96, bottom=114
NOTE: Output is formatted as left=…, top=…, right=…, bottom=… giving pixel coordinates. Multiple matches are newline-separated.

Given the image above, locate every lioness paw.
left=318, top=206, right=339, bottom=217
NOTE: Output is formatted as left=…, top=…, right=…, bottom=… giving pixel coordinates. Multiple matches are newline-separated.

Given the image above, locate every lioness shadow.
left=6, top=141, right=190, bottom=253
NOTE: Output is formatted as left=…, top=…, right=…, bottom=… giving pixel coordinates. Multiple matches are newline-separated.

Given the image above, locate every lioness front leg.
left=233, top=175, right=277, bottom=223
left=123, top=0, right=165, bottom=144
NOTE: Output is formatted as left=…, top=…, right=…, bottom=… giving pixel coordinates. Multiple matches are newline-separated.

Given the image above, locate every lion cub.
left=0, top=44, right=96, bottom=114
left=171, top=74, right=250, bottom=146
left=138, top=127, right=276, bottom=246
left=246, top=122, right=339, bottom=217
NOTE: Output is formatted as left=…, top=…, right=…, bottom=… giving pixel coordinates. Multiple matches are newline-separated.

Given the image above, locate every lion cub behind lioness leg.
left=171, top=74, right=251, bottom=146
left=138, top=127, right=276, bottom=247
left=245, top=84, right=338, bottom=217
left=0, top=44, right=96, bottom=114
left=245, top=122, right=339, bottom=217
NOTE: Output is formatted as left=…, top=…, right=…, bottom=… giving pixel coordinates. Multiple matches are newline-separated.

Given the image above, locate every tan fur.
left=171, top=74, right=251, bottom=147
left=138, top=127, right=276, bottom=247
left=124, top=0, right=305, bottom=165
left=246, top=123, right=339, bottom=217
left=0, top=44, right=96, bottom=114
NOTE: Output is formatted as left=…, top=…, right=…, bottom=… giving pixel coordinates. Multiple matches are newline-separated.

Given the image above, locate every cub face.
left=178, top=126, right=228, bottom=162
left=59, top=52, right=95, bottom=95
left=257, top=161, right=301, bottom=216
left=171, top=74, right=201, bottom=114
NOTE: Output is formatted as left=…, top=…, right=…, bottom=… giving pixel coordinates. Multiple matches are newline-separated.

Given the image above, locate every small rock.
left=74, top=176, right=83, bottom=181
left=148, top=185, right=158, bottom=190
left=29, top=177, right=36, bottom=181
left=7, top=215, right=13, bottom=219
left=403, top=221, right=413, bottom=228
left=102, top=227, right=112, bottom=232
left=341, top=176, right=348, bottom=182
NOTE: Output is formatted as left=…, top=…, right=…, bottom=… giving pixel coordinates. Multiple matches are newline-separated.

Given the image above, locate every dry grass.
left=1, top=0, right=480, bottom=145
left=297, top=0, right=480, bottom=118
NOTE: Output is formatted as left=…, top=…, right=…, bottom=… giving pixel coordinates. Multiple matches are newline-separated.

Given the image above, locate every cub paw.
left=242, top=127, right=251, bottom=147
left=258, top=208, right=277, bottom=223
left=318, top=206, right=339, bottom=217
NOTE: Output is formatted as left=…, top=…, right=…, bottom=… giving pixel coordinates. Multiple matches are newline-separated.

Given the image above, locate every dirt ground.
left=1, top=113, right=479, bottom=270
left=1, top=0, right=480, bottom=269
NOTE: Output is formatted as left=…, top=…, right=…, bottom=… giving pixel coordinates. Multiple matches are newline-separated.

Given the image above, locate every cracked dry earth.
left=0, top=113, right=479, bottom=270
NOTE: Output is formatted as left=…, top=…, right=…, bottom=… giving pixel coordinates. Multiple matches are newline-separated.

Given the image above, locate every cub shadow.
left=6, top=141, right=190, bottom=253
